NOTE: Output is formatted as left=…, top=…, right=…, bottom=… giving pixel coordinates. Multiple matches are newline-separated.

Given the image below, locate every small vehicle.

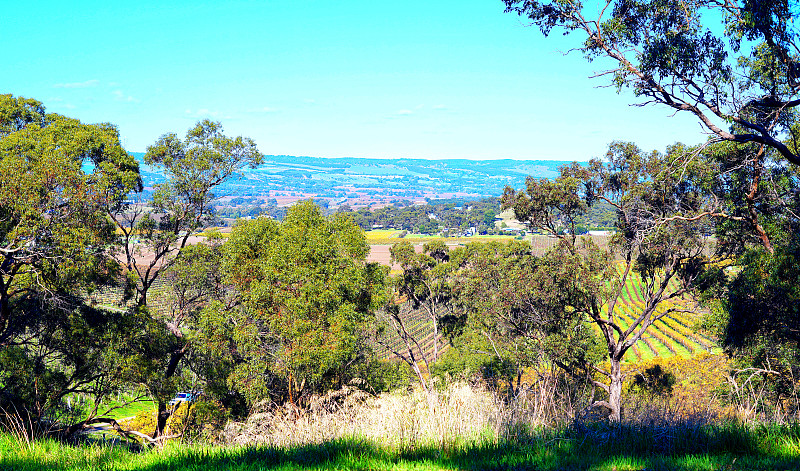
left=168, top=392, right=198, bottom=406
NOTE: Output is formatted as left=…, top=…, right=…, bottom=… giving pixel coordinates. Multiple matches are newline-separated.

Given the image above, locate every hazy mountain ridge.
left=132, top=152, right=565, bottom=205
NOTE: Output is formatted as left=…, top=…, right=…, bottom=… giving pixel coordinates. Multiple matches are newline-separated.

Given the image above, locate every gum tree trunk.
left=607, top=359, right=623, bottom=422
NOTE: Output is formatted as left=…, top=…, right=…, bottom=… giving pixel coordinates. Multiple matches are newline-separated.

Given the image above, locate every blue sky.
left=3, top=0, right=707, bottom=160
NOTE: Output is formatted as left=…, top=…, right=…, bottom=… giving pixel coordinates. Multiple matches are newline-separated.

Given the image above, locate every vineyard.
left=609, top=267, right=719, bottom=362
left=374, top=265, right=718, bottom=364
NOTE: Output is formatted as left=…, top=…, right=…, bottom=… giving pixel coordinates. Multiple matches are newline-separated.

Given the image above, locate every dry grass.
left=221, top=383, right=503, bottom=449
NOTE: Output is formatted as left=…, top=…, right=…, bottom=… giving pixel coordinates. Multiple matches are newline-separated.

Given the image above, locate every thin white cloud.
left=433, top=104, right=448, bottom=110
left=54, top=79, right=99, bottom=89
left=113, top=90, right=139, bottom=103
left=384, top=108, right=418, bottom=119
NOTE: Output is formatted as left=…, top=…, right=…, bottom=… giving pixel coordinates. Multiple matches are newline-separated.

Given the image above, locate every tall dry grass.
left=221, top=382, right=513, bottom=449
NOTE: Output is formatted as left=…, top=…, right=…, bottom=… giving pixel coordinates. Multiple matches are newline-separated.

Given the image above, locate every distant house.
left=588, top=230, right=613, bottom=236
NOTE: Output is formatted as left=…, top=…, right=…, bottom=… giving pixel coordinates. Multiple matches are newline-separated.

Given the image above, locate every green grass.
left=76, top=393, right=156, bottom=422
left=2, top=423, right=799, bottom=470
left=105, top=400, right=155, bottom=421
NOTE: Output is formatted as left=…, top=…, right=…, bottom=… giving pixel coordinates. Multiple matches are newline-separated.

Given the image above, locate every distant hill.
left=132, top=152, right=567, bottom=207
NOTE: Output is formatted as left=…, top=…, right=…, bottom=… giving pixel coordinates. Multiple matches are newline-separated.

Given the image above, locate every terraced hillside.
left=610, top=269, right=719, bottom=362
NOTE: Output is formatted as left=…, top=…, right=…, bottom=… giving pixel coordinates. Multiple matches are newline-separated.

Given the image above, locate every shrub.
left=166, top=399, right=228, bottom=443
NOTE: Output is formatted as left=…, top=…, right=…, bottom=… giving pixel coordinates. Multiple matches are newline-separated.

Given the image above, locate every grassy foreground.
left=2, top=424, right=799, bottom=471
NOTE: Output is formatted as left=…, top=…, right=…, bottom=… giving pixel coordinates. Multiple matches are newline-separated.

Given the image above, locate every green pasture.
left=104, top=399, right=156, bottom=422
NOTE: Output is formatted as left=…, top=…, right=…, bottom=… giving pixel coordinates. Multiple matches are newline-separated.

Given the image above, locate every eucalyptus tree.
left=0, top=94, right=140, bottom=345
left=374, top=240, right=455, bottom=393
left=503, top=141, right=715, bottom=421
left=390, top=240, right=453, bottom=362
left=108, top=120, right=262, bottom=438
left=218, top=201, right=387, bottom=407
left=503, top=0, right=800, bottom=167
left=699, top=139, right=800, bottom=417
left=110, top=119, right=261, bottom=307
left=0, top=94, right=142, bottom=431
left=444, top=240, right=603, bottom=403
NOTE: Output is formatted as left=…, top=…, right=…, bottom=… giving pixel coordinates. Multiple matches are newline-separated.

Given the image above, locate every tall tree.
left=0, top=95, right=140, bottom=345
left=699, top=136, right=800, bottom=418
left=374, top=241, right=454, bottom=393
left=111, top=119, right=261, bottom=306
left=0, top=94, right=142, bottom=433
left=219, top=201, right=387, bottom=407
left=390, top=240, right=453, bottom=363
left=504, top=141, right=715, bottom=421
left=503, top=0, right=800, bottom=167
left=108, top=119, right=262, bottom=438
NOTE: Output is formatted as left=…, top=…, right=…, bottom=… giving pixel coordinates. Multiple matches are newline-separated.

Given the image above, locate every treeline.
left=214, top=197, right=287, bottom=221
left=212, top=195, right=619, bottom=236
left=336, top=198, right=501, bottom=234
left=214, top=198, right=503, bottom=234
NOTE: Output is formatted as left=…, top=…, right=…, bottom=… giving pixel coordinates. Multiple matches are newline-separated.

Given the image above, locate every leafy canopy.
left=219, top=201, right=387, bottom=405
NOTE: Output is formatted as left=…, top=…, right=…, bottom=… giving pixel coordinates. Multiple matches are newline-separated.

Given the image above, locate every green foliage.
left=630, top=364, right=676, bottom=398
left=113, top=119, right=262, bottom=306
left=353, top=358, right=413, bottom=394
left=143, top=119, right=262, bottom=233
left=165, top=399, right=228, bottom=443
left=708, top=239, right=800, bottom=417
left=0, top=94, right=142, bottom=429
left=0, top=303, right=153, bottom=421
left=502, top=141, right=716, bottom=420
left=0, top=94, right=140, bottom=340
left=688, top=134, right=800, bottom=415
left=443, top=240, right=606, bottom=394
left=218, top=201, right=387, bottom=406
left=342, top=198, right=502, bottom=235
left=108, top=119, right=262, bottom=438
